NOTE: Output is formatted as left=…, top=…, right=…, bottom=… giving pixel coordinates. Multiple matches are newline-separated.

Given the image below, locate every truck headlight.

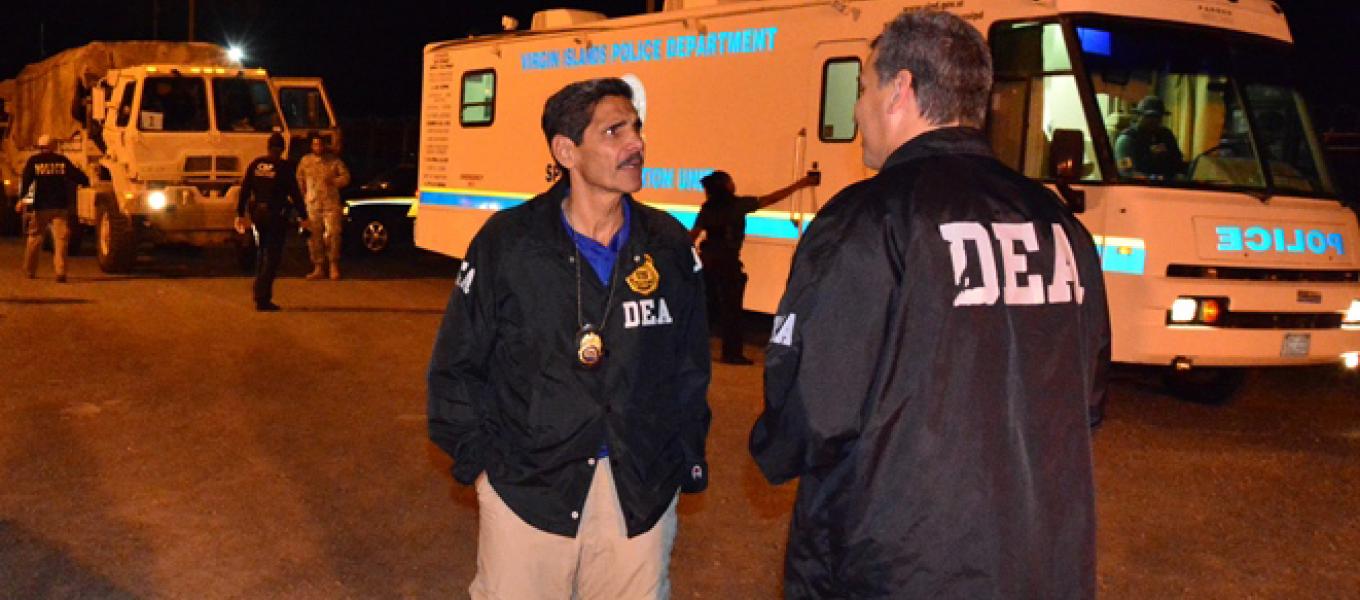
left=147, top=190, right=168, bottom=211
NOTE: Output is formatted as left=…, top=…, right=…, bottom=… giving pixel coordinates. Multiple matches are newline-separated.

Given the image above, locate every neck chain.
left=572, top=229, right=620, bottom=369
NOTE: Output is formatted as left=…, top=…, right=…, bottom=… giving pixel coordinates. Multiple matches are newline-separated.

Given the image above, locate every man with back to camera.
left=749, top=10, right=1110, bottom=598
left=18, top=134, right=88, bottom=282
left=235, top=132, right=309, bottom=312
left=427, top=77, right=711, bottom=599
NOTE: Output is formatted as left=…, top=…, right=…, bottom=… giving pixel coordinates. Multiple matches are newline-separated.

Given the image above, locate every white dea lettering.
left=938, top=221, right=1084, bottom=307
left=623, top=298, right=674, bottom=328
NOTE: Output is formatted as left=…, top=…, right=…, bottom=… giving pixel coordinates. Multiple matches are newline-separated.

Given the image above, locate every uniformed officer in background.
left=236, top=133, right=309, bottom=311
left=690, top=170, right=818, bottom=364
left=17, top=134, right=89, bottom=282
left=296, top=133, right=351, bottom=280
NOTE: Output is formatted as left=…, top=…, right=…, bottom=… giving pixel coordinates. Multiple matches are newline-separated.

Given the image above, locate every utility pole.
left=187, top=0, right=196, bottom=41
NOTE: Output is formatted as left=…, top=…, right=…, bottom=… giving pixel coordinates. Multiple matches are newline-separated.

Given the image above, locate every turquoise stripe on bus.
left=420, top=189, right=802, bottom=240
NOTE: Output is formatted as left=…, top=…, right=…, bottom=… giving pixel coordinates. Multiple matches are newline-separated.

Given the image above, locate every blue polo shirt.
left=561, top=199, right=631, bottom=459
left=561, top=200, right=632, bottom=284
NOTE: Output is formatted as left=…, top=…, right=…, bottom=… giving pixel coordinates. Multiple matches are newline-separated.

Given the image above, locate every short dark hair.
left=307, top=131, right=324, bottom=144
left=267, top=132, right=286, bottom=150
left=871, top=10, right=992, bottom=127
left=541, top=78, right=634, bottom=148
left=699, top=170, right=732, bottom=196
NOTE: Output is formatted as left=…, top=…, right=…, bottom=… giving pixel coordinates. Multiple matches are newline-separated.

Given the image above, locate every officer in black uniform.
left=235, top=133, right=308, bottom=311
left=18, top=134, right=89, bottom=282
left=690, top=170, right=817, bottom=364
left=1114, top=96, right=1184, bottom=180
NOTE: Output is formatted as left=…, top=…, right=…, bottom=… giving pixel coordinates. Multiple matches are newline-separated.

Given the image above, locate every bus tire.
left=96, top=206, right=136, bottom=273
left=1162, top=367, right=1249, bottom=404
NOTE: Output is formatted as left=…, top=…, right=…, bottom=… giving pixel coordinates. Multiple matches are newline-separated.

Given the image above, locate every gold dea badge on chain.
left=626, top=254, right=661, bottom=296
left=576, top=325, right=605, bottom=368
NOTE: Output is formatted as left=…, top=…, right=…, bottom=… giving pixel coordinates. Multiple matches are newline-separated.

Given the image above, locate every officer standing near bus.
left=750, top=10, right=1110, bottom=598
left=18, top=134, right=88, bottom=282
left=428, top=78, right=711, bottom=599
left=236, top=133, right=308, bottom=311
left=690, top=170, right=817, bottom=364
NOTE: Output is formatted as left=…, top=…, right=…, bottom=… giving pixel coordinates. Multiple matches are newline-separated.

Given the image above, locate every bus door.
left=801, top=39, right=871, bottom=229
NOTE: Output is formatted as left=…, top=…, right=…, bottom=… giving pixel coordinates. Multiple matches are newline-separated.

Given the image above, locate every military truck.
left=0, top=41, right=338, bottom=271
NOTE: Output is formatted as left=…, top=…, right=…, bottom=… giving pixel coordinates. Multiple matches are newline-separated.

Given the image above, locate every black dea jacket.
left=751, top=128, right=1110, bottom=599
left=429, top=181, right=711, bottom=538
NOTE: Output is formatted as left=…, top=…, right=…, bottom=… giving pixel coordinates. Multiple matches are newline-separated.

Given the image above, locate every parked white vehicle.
left=415, top=0, right=1360, bottom=399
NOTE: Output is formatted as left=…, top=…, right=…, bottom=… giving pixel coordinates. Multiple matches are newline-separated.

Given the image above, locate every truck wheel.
left=1162, top=367, right=1249, bottom=404
left=96, top=206, right=136, bottom=273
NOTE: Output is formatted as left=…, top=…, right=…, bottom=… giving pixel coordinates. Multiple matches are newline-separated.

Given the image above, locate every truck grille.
left=1167, top=264, right=1360, bottom=283
left=184, top=155, right=242, bottom=176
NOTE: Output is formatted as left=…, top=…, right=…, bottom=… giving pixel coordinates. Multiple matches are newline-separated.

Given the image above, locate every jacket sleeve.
left=286, top=162, right=307, bottom=220
left=427, top=229, right=503, bottom=485
left=750, top=200, right=895, bottom=484
left=676, top=244, right=712, bottom=493
left=20, top=158, right=35, bottom=198
left=65, top=157, right=90, bottom=187
left=1077, top=228, right=1112, bottom=429
left=334, top=159, right=351, bottom=189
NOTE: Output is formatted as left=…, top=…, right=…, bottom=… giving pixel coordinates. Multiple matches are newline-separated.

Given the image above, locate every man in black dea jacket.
left=750, top=11, right=1110, bottom=599
left=428, top=78, right=710, bottom=599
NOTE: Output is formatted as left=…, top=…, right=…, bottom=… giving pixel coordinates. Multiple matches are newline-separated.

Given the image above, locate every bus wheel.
left=1162, top=367, right=1248, bottom=404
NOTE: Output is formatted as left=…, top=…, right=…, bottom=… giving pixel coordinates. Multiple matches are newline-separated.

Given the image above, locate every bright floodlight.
left=228, top=46, right=245, bottom=62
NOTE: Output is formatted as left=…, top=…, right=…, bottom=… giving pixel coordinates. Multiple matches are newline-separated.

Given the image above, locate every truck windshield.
left=278, top=87, right=332, bottom=129
left=139, top=77, right=209, bottom=132
left=213, top=78, right=282, bottom=133
left=1073, top=18, right=1335, bottom=196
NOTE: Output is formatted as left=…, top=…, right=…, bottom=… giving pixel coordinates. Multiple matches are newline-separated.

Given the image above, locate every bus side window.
left=819, top=58, right=860, bottom=142
left=461, top=69, right=496, bottom=127
left=988, top=22, right=1101, bottom=181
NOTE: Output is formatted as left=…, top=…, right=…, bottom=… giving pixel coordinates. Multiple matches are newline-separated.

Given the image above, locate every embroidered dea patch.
left=627, top=253, right=661, bottom=296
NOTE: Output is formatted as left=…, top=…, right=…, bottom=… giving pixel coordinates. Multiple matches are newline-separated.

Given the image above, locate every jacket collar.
left=880, top=126, right=994, bottom=172
left=525, top=179, right=652, bottom=255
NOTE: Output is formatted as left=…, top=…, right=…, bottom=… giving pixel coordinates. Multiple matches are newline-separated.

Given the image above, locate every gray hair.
left=871, top=10, right=993, bottom=128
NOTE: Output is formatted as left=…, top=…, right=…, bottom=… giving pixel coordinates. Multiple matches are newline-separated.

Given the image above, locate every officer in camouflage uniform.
left=295, top=133, right=350, bottom=280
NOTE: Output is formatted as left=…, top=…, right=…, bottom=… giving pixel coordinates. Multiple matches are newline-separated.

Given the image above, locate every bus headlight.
left=1168, top=296, right=1226, bottom=325
left=147, top=190, right=168, bottom=211
left=1170, top=298, right=1199, bottom=323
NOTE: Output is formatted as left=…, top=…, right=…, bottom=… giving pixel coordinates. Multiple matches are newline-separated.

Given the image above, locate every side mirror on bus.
left=1049, top=128, right=1087, bottom=213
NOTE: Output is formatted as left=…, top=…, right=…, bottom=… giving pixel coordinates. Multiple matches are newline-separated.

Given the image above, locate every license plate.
left=1281, top=333, right=1311, bottom=358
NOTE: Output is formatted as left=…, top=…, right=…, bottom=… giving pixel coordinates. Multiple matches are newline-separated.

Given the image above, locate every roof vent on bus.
left=530, top=9, right=608, bottom=30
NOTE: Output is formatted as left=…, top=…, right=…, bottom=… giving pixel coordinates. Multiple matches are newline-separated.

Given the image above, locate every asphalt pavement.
left=2, top=236, right=1358, bottom=598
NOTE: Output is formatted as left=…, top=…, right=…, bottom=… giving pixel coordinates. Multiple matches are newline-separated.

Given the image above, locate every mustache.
left=617, top=153, right=644, bottom=169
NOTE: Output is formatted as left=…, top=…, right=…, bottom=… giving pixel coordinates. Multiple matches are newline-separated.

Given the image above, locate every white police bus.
left=415, top=0, right=1360, bottom=400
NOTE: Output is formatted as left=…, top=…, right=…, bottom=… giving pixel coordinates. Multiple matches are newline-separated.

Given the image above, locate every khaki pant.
left=306, top=205, right=342, bottom=267
left=470, top=458, right=678, bottom=600
left=23, top=209, right=69, bottom=278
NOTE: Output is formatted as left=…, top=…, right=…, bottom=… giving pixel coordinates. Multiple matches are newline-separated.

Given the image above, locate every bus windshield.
left=1074, top=18, right=1334, bottom=196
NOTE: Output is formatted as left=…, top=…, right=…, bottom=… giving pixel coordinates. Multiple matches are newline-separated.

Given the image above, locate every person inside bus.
left=1114, top=95, right=1185, bottom=180
left=689, top=170, right=818, bottom=365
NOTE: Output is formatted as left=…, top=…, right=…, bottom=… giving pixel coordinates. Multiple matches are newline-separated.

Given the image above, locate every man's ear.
left=550, top=134, right=578, bottom=170
left=887, top=69, right=915, bottom=115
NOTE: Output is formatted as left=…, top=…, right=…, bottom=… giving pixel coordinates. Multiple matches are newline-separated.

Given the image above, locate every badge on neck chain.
left=576, top=324, right=604, bottom=368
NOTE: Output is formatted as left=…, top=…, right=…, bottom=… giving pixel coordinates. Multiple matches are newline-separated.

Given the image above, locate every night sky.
left=2, top=1, right=1357, bottom=126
